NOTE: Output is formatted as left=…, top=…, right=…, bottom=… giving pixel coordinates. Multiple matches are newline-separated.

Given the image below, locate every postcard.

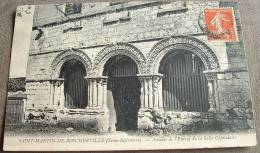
left=3, top=1, right=256, bottom=151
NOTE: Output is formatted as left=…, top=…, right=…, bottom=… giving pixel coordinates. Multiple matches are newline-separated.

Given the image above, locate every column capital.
left=203, top=70, right=218, bottom=80
left=137, top=73, right=163, bottom=81
left=49, top=78, right=64, bottom=86
left=84, top=76, right=108, bottom=80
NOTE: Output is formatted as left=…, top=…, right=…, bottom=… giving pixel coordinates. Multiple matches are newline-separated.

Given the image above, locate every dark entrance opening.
left=60, top=59, right=88, bottom=109
left=159, top=50, right=209, bottom=112
left=103, top=55, right=141, bottom=131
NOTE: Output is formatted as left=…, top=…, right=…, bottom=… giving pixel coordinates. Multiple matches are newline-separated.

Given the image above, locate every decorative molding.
left=157, top=7, right=188, bottom=17
left=63, top=27, right=83, bottom=33
left=26, top=78, right=64, bottom=82
left=50, top=49, right=92, bottom=78
left=146, top=36, right=220, bottom=74
left=91, top=42, right=146, bottom=76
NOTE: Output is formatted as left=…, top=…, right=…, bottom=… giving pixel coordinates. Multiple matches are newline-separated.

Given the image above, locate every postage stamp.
left=204, top=8, right=238, bottom=42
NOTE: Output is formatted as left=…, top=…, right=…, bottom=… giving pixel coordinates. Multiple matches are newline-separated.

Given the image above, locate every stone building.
left=25, top=1, right=253, bottom=132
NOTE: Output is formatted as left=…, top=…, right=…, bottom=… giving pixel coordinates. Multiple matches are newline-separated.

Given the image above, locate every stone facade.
left=25, top=1, right=253, bottom=133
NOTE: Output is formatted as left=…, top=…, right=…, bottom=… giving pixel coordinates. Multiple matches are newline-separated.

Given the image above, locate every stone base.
left=137, top=109, right=254, bottom=134
left=137, top=108, right=164, bottom=131
left=24, top=107, right=110, bottom=132
left=24, top=107, right=254, bottom=134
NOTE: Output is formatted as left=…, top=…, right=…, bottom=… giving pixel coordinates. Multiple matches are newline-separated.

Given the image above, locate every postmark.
left=204, top=8, right=238, bottom=42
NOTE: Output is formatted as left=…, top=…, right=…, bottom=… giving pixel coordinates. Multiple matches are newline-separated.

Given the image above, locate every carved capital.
left=204, top=70, right=218, bottom=81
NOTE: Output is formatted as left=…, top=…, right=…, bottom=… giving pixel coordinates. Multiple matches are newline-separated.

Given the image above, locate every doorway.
left=159, top=50, right=209, bottom=112
left=103, top=55, right=141, bottom=131
left=60, top=59, right=88, bottom=109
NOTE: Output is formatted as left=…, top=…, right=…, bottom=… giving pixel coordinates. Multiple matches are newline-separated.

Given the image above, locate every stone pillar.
left=139, top=78, right=144, bottom=108
left=49, top=81, right=54, bottom=106
left=85, top=76, right=109, bottom=132
left=102, top=78, right=108, bottom=109
left=85, top=76, right=108, bottom=109
left=97, top=78, right=103, bottom=106
left=137, top=74, right=164, bottom=130
left=148, top=78, right=153, bottom=108
left=59, top=81, right=65, bottom=108
left=49, top=78, right=64, bottom=108
left=88, top=79, right=93, bottom=107
left=144, top=78, right=149, bottom=107
left=93, top=79, right=98, bottom=107
left=137, top=74, right=164, bottom=109
left=204, top=71, right=218, bottom=112
left=153, top=75, right=164, bottom=109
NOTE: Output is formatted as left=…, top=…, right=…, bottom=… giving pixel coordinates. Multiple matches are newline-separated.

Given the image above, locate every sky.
left=9, top=5, right=35, bottom=78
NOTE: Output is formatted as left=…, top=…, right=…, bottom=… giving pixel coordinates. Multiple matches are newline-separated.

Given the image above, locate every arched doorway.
left=60, top=59, right=88, bottom=108
left=103, top=55, right=141, bottom=131
left=159, top=50, right=209, bottom=112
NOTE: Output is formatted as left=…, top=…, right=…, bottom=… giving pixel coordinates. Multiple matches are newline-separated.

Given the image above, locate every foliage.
left=8, top=77, right=26, bottom=92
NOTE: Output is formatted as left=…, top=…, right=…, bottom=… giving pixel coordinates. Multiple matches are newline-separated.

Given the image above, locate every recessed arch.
left=103, top=55, right=141, bottom=131
left=92, top=43, right=146, bottom=76
left=50, top=49, right=92, bottom=79
left=60, top=59, right=88, bottom=109
left=159, top=50, right=210, bottom=112
left=146, top=36, right=220, bottom=74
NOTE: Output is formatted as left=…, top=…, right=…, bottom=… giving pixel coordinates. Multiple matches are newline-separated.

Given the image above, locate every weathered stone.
left=21, top=1, right=253, bottom=133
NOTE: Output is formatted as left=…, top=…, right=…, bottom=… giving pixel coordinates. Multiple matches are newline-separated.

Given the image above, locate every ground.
left=4, top=119, right=254, bottom=137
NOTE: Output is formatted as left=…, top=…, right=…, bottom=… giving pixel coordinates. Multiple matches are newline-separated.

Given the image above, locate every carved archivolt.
left=92, top=42, right=146, bottom=76
left=50, top=49, right=92, bottom=78
left=146, top=36, right=220, bottom=73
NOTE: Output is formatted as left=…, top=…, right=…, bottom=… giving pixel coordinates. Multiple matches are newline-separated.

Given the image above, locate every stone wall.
left=24, top=107, right=110, bottom=132
left=30, top=1, right=218, bottom=53
left=26, top=81, right=51, bottom=107
left=24, top=1, right=254, bottom=133
left=217, top=2, right=252, bottom=114
left=27, top=1, right=222, bottom=78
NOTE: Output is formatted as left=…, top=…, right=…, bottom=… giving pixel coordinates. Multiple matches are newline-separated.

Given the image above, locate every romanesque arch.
left=50, top=49, right=92, bottom=79
left=92, top=43, right=146, bottom=76
left=146, top=36, right=220, bottom=74
left=143, top=36, right=220, bottom=112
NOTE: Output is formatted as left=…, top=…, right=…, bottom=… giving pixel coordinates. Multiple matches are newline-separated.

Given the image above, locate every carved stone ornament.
left=50, top=49, right=92, bottom=78
left=204, top=71, right=218, bottom=81
left=91, top=42, right=146, bottom=76
left=146, top=35, right=220, bottom=73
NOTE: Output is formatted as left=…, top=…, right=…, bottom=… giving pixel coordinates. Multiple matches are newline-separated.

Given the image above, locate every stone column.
left=144, top=78, right=149, bottom=107
left=93, top=79, right=98, bottom=107
left=139, top=78, right=144, bottom=108
left=137, top=73, right=164, bottom=109
left=49, top=81, right=54, bottom=106
left=85, top=76, right=108, bottom=109
left=137, top=73, right=164, bottom=131
left=59, top=80, right=65, bottom=108
left=204, top=71, right=218, bottom=112
left=153, top=75, right=164, bottom=109
left=85, top=76, right=109, bottom=132
left=148, top=78, right=153, bottom=108
left=49, top=78, right=64, bottom=108
left=102, top=78, right=108, bottom=109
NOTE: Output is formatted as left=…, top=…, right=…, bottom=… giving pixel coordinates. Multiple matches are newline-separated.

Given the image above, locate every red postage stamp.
left=204, top=8, right=238, bottom=42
